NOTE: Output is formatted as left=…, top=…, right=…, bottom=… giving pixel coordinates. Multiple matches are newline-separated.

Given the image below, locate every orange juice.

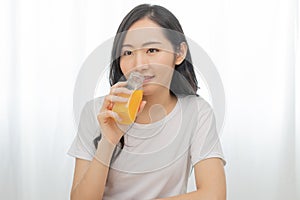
left=112, top=90, right=143, bottom=124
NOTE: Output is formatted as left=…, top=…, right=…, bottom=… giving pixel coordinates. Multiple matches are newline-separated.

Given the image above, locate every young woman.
left=68, top=4, right=226, bottom=200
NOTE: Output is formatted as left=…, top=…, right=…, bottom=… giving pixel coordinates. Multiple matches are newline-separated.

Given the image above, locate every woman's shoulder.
left=178, top=94, right=213, bottom=112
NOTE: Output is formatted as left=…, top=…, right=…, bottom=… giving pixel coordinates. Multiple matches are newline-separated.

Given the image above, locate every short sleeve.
left=67, top=99, right=102, bottom=161
left=190, top=100, right=226, bottom=166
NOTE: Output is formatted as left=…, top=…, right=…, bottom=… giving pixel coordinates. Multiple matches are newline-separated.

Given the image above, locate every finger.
left=111, top=81, right=127, bottom=89
left=137, top=100, right=147, bottom=116
left=101, top=95, right=128, bottom=111
left=97, top=110, right=122, bottom=122
left=110, top=87, right=133, bottom=95
left=106, top=95, right=128, bottom=103
left=107, top=102, right=114, bottom=110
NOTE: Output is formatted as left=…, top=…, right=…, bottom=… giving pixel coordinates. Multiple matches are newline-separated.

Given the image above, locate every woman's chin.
left=142, top=83, right=169, bottom=96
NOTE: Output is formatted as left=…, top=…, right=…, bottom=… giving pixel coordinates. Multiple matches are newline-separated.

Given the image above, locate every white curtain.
left=0, top=0, right=298, bottom=199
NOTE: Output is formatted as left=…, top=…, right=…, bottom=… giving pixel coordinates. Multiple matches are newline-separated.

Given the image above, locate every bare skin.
left=70, top=18, right=226, bottom=200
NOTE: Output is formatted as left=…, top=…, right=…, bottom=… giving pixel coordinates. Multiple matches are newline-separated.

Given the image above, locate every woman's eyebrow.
left=122, top=41, right=162, bottom=48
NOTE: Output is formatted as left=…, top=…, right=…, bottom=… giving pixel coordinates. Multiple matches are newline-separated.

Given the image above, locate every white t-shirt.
left=68, top=95, right=226, bottom=200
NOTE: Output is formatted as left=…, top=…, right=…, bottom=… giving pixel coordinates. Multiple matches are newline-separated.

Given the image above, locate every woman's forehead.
left=123, top=28, right=165, bottom=43
left=122, top=27, right=173, bottom=50
left=129, top=18, right=161, bottom=30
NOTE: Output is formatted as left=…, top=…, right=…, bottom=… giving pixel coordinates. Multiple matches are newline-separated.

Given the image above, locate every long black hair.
left=94, top=4, right=198, bottom=151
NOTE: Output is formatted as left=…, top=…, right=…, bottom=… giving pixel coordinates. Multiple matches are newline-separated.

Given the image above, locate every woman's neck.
left=135, top=90, right=177, bottom=124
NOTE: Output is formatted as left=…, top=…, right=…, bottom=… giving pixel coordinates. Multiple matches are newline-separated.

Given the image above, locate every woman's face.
left=119, top=18, right=177, bottom=96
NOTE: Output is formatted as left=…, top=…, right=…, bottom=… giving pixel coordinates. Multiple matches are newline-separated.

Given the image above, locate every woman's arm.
left=70, top=82, right=146, bottom=200
left=70, top=137, right=115, bottom=200
left=157, top=158, right=226, bottom=200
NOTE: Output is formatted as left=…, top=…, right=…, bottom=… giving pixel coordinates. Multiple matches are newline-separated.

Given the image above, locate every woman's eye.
left=123, top=50, right=132, bottom=56
left=146, top=48, right=159, bottom=53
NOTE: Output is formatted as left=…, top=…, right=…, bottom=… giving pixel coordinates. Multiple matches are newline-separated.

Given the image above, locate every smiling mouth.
left=143, top=75, right=155, bottom=82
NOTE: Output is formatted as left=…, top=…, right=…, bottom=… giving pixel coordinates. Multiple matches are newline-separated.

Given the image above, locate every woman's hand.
left=97, top=81, right=146, bottom=145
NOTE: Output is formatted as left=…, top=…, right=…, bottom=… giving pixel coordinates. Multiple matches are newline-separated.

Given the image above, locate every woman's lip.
left=143, top=75, right=155, bottom=82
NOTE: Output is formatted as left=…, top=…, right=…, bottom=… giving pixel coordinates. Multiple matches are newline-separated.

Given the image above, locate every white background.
left=0, top=0, right=299, bottom=199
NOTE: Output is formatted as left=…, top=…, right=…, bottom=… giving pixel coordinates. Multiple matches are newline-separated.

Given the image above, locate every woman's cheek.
left=120, top=60, right=131, bottom=75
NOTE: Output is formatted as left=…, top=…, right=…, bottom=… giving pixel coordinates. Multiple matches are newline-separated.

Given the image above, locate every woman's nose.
left=134, top=51, right=149, bottom=71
